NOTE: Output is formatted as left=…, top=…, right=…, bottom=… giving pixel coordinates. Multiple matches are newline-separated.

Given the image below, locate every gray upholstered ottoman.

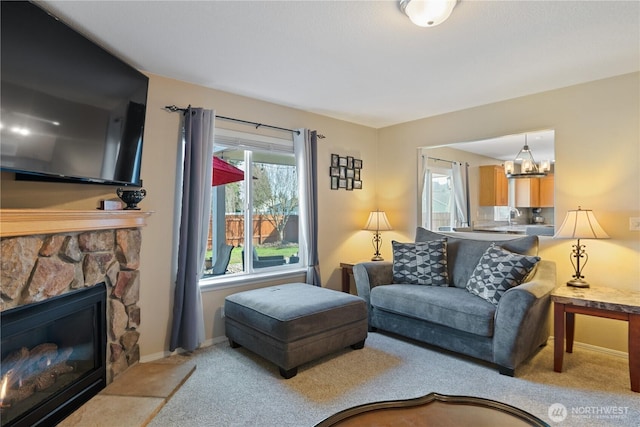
left=224, top=283, right=368, bottom=378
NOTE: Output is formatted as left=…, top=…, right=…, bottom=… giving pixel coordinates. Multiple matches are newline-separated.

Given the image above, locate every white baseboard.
left=548, top=336, right=628, bottom=360
left=139, top=336, right=227, bottom=363
left=140, top=350, right=180, bottom=363
left=141, top=336, right=628, bottom=363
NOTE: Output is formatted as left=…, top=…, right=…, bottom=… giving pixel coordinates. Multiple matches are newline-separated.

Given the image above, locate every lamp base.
left=567, top=278, right=590, bottom=288
left=371, top=255, right=384, bottom=261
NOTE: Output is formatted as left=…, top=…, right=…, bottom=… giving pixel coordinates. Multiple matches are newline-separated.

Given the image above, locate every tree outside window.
left=253, top=163, right=298, bottom=243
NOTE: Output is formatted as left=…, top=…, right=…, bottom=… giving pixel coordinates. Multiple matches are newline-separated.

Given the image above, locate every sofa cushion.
left=392, top=240, right=449, bottom=286
left=415, top=228, right=538, bottom=288
left=370, top=285, right=496, bottom=337
left=466, top=245, right=541, bottom=305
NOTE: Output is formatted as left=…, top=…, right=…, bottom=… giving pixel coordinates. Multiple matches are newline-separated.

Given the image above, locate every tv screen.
left=1, top=1, right=148, bottom=186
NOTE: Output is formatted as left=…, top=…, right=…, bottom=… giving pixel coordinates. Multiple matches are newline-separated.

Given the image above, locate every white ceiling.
left=444, top=129, right=555, bottom=162
left=41, top=0, right=639, bottom=131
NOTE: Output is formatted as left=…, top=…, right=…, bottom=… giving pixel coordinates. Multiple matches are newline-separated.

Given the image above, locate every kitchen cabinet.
left=515, top=174, right=554, bottom=208
left=479, top=165, right=508, bottom=206
left=539, top=174, right=554, bottom=207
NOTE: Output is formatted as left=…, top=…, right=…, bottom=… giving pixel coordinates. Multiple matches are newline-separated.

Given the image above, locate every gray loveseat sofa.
left=353, top=228, right=556, bottom=376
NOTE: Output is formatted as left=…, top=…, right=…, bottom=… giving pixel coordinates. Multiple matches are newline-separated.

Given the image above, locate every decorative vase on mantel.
left=116, top=188, right=146, bottom=210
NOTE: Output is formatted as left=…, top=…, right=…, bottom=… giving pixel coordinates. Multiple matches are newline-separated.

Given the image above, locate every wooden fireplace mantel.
left=0, top=209, right=152, bottom=237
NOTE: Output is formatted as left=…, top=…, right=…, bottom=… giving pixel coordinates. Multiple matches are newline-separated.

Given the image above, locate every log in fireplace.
left=1, top=284, right=106, bottom=427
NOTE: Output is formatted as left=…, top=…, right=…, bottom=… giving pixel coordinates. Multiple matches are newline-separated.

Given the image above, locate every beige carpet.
left=149, top=332, right=639, bottom=426
left=518, top=343, right=633, bottom=395
left=281, top=345, right=402, bottom=404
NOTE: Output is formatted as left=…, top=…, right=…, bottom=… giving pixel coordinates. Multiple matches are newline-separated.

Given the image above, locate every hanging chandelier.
left=504, top=135, right=550, bottom=179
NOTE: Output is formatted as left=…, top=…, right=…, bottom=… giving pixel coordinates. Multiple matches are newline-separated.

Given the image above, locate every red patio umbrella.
left=212, top=156, right=244, bottom=186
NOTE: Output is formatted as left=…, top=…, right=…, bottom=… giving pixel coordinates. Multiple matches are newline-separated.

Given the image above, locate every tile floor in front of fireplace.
left=59, top=356, right=196, bottom=427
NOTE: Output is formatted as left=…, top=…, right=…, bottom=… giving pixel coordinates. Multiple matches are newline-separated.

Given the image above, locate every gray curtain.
left=170, top=107, right=215, bottom=352
left=294, top=129, right=321, bottom=286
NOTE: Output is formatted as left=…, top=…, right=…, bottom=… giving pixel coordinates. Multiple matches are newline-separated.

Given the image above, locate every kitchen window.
left=421, top=166, right=455, bottom=231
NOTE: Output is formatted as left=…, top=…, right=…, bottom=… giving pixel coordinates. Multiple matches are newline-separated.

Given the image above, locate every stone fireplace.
left=0, top=209, right=151, bottom=425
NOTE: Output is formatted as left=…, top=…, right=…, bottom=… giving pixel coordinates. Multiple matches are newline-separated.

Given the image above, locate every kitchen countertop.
left=470, top=224, right=555, bottom=236
left=473, top=225, right=529, bottom=233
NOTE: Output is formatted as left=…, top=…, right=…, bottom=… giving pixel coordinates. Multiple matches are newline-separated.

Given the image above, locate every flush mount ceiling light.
left=504, top=134, right=551, bottom=179
left=399, top=0, right=458, bottom=27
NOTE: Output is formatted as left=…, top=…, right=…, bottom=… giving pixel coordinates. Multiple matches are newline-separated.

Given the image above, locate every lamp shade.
left=504, top=161, right=515, bottom=175
left=554, top=207, right=609, bottom=240
left=364, top=211, right=393, bottom=232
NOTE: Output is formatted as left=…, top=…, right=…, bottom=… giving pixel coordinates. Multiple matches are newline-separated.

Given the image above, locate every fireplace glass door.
left=1, top=284, right=106, bottom=427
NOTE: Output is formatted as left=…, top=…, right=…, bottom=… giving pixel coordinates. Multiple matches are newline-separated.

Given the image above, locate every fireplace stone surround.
left=1, top=209, right=151, bottom=384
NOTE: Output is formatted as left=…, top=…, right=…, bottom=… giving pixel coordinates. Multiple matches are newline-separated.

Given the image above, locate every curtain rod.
left=164, top=105, right=309, bottom=136
left=426, top=156, right=467, bottom=166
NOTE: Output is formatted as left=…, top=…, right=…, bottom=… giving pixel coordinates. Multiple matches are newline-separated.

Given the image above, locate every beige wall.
left=2, top=72, right=638, bottom=357
left=377, top=72, right=640, bottom=353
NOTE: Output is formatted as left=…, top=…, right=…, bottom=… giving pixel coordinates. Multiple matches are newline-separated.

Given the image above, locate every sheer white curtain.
left=418, top=154, right=432, bottom=228
left=451, top=162, right=470, bottom=227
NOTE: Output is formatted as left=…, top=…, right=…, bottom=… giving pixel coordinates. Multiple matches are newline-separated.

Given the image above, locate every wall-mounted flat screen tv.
left=1, top=1, right=148, bottom=187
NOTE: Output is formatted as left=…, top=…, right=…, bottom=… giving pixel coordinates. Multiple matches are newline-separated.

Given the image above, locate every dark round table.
left=315, top=393, right=549, bottom=427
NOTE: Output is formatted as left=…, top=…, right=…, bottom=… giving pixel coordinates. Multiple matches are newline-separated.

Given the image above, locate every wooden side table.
left=551, top=285, right=640, bottom=392
left=340, top=262, right=356, bottom=293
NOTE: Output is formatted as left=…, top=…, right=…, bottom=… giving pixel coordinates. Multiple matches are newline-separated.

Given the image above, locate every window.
left=421, top=167, right=455, bottom=231
left=201, top=129, right=305, bottom=285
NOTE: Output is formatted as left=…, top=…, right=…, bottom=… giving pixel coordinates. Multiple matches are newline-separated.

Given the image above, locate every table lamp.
left=553, top=206, right=609, bottom=287
left=363, top=211, right=393, bottom=261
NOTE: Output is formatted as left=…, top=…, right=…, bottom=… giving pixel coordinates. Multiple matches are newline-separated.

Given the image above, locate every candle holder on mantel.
left=116, top=188, right=146, bottom=210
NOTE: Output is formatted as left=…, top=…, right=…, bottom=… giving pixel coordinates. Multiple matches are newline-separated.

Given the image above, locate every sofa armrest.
left=353, top=261, right=393, bottom=310
left=493, top=260, right=557, bottom=372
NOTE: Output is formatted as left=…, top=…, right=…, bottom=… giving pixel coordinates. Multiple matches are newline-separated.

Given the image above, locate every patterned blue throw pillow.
left=465, top=244, right=540, bottom=305
left=392, top=240, right=449, bottom=286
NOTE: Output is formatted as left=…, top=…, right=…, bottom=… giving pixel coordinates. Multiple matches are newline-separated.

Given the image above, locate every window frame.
left=199, top=128, right=307, bottom=290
